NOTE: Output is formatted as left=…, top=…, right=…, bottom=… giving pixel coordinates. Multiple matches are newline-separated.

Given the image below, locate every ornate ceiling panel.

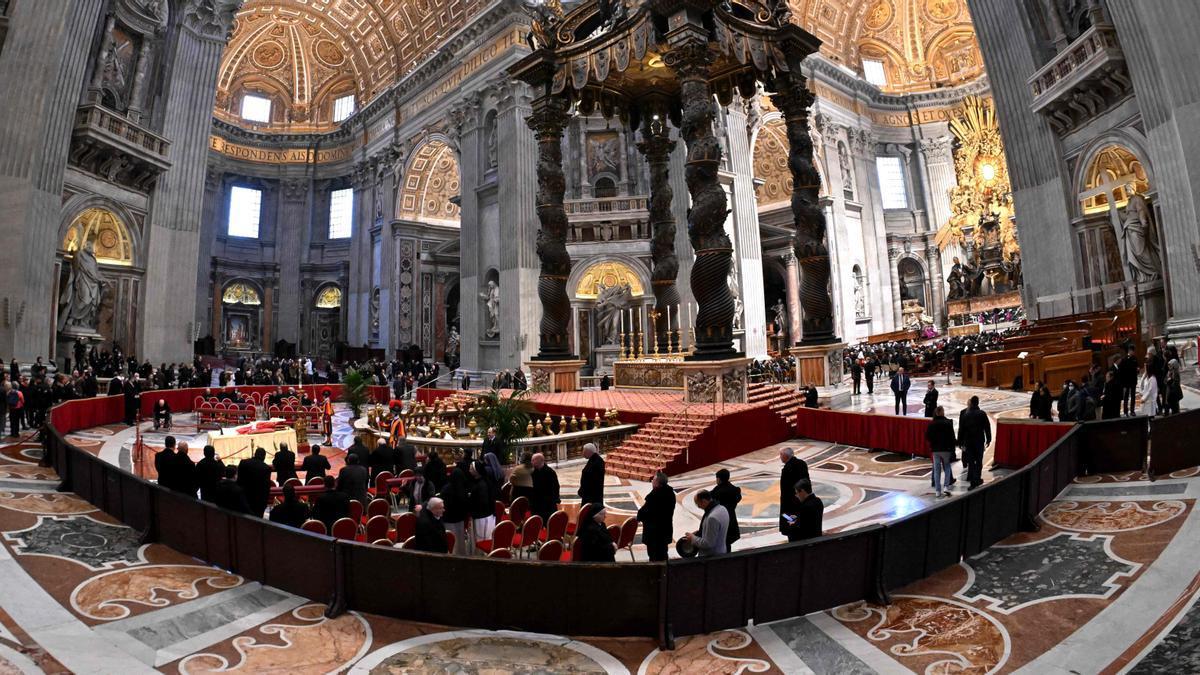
left=216, top=0, right=481, bottom=130
left=787, top=0, right=984, bottom=92
left=398, top=140, right=461, bottom=225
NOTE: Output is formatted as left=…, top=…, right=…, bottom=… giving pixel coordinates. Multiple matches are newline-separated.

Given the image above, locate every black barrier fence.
left=1149, top=409, right=1200, bottom=476
left=46, top=410, right=1092, bottom=645
left=1077, top=415, right=1149, bottom=475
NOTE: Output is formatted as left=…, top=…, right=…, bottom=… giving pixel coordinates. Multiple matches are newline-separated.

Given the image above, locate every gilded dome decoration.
left=62, top=208, right=134, bottom=266
left=398, top=140, right=462, bottom=226
left=787, top=0, right=984, bottom=92
left=315, top=285, right=342, bottom=309
left=222, top=282, right=262, bottom=306
left=575, top=261, right=645, bottom=299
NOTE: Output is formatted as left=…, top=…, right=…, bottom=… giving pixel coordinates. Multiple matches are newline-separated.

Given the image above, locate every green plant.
left=342, top=368, right=369, bottom=419
left=473, top=388, right=535, bottom=462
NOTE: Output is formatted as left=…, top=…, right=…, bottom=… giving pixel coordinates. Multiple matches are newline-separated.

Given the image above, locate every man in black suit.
left=345, top=436, right=370, bottom=467
left=212, top=465, right=251, bottom=514
left=530, top=452, right=560, bottom=521
left=337, top=453, right=371, bottom=508
left=957, top=395, right=992, bottom=490
left=578, top=443, right=605, bottom=507
left=864, top=357, right=877, bottom=394
left=412, top=497, right=449, bottom=553
left=1101, top=369, right=1123, bottom=420
left=171, top=441, right=196, bottom=497
left=891, top=367, right=912, bottom=415
left=395, top=439, right=417, bottom=475
left=268, top=483, right=310, bottom=528
left=123, top=374, right=140, bottom=425
left=154, top=436, right=177, bottom=491
left=481, top=427, right=504, bottom=463
left=368, top=438, right=397, bottom=479
left=804, top=384, right=819, bottom=408
left=301, top=444, right=331, bottom=482
left=781, top=479, right=824, bottom=542
left=850, top=360, right=862, bottom=395
left=272, top=442, right=298, bottom=485
left=710, top=468, right=742, bottom=551
left=236, top=447, right=273, bottom=517
left=312, top=475, right=350, bottom=531
left=636, top=471, right=675, bottom=561
left=778, top=447, right=809, bottom=534
left=195, top=445, right=225, bottom=502
left=1117, top=346, right=1138, bottom=417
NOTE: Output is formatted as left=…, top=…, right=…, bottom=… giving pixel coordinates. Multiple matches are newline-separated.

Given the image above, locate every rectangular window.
left=333, top=94, right=356, bottom=122
left=329, top=188, right=353, bottom=239
left=875, top=156, right=909, bottom=210
left=240, top=94, right=271, bottom=123
left=227, top=186, right=262, bottom=238
left=863, top=59, right=888, bottom=87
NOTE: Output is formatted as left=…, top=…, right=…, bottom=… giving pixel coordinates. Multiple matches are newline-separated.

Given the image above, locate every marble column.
left=0, top=0, right=102, bottom=360
left=496, top=79, right=542, bottom=367
left=276, top=178, right=309, bottom=346
left=724, top=100, right=769, bottom=357
left=636, top=116, right=680, bottom=353
left=665, top=40, right=737, bottom=359
left=668, top=127, right=695, bottom=345
left=526, top=92, right=574, bottom=359
left=782, top=252, right=802, bottom=344
left=347, top=161, right=373, bottom=346
left=449, top=95, right=483, bottom=371
left=772, top=71, right=837, bottom=345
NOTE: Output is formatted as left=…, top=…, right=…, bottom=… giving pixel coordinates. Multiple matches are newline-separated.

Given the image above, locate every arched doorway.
left=571, top=259, right=648, bottom=373
left=310, top=284, right=342, bottom=359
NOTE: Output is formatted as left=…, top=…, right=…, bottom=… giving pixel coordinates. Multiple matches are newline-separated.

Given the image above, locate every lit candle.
left=665, top=305, right=671, bottom=334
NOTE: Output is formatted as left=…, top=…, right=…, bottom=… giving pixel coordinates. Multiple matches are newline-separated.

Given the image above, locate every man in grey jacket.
left=686, top=490, right=729, bottom=557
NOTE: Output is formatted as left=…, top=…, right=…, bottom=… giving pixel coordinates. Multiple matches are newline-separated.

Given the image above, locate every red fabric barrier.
left=993, top=419, right=1075, bottom=468
left=667, top=406, right=792, bottom=473
left=49, top=396, right=125, bottom=434
left=796, top=407, right=933, bottom=457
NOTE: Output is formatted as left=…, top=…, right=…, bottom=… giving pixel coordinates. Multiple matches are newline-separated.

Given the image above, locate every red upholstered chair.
left=400, top=536, right=416, bottom=549
left=393, top=512, right=417, bottom=543
left=268, top=405, right=281, bottom=418
left=500, top=482, right=513, bottom=505
left=487, top=548, right=513, bottom=559
left=283, top=478, right=301, bottom=489
left=508, top=496, right=530, bottom=529
left=349, top=500, right=364, bottom=524
left=565, top=503, right=594, bottom=540
left=373, top=471, right=394, bottom=501
left=513, top=515, right=542, bottom=557
left=445, top=530, right=455, bottom=552
left=537, top=539, right=564, bottom=561
left=194, top=396, right=204, bottom=409
left=301, top=519, right=326, bottom=535
left=365, top=515, right=390, bottom=543
left=494, top=500, right=508, bottom=522
left=367, top=498, right=390, bottom=520
left=475, top=519, right=516, bottom=555
left=330, top=517, right=357, bottom=540
left=373, top=538, right=393, bottom=546
left=306, top=476, right=324, bottom=485
left=541, top=510, right=568, bottom=543
left=616, top=516, right=639, bottom=561
left=607, top=524, right=621, bottom=542
left=397, top=468, right=415, bottom=479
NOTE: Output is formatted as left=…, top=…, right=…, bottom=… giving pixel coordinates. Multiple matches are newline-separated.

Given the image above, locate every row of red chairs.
left=484, top=497, right=638, bottom=561
left=267, top=404, right=322, bottom=425
left=195, top=401, right=257, bottom=425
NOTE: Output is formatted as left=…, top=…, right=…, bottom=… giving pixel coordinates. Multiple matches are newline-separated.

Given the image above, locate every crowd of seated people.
left=749, top=356, right=795, bottom=384
left=844, top=331, right=1011, bottom=379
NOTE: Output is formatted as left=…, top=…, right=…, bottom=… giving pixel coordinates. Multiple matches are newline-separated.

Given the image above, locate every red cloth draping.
left=49, top=396, right=125, bottom=434
left=795, top=407, right=933, bottom=457
left=993, top=419, right=1074, bottom=468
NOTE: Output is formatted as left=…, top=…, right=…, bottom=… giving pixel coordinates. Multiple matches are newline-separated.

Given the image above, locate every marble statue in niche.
left=479, top=280, right=500, bottom=339
left=445, top=327, right=460, bottom=363
left=853, top=272, right=867, bottom=319
left=594, top=282, right=633, bottom=345
left=728, top=267, right=743, bottom=331
left=838, top=142, right=854, bottom=197
left=58, top=240, right=103, bottom=333
left=369, top=287, right=380, bottom=333
left=771, top=299, right=787, bottom=335
left=484, top=115, right=498, bottom=171
left=1121, top=194, right=1162, bottom=283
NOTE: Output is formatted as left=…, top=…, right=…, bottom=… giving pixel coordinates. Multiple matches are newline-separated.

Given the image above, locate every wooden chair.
left=487, top=548, right=513, bottom=559
left=513, top=514, right=543, bottom=557
left=537, top=539, right=564, bottom=561
left=330, top=517, right=357, bottom=540
left=616, top=516, right=639, bottom=561
left=475, top=519, right=516, bottom=555
left=393, top=511, right=417, bottom=543
left=541, top=510, right=568, bottom=543
left=365, top=514, right=390, bottom=543
left=301, top=519, right=326, bottom=535
left=366, top=498, right=390, bottom=520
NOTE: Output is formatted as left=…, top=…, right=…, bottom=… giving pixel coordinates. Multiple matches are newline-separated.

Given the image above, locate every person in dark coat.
left=925, top=406, right=957, bottom=496
left=438, top=468, right=470, bottom=555
left=236, top=447, right=273, bottom=517
left=272, top=442, right=298, bottom=485
left=850, top=360, right=862, bottom=395
left=152, top=399, right=172, bottom=430
left=212, top=465, right=252, bottom=514
left=804, top=384, right=819, bottom=408
left=423, top=449, right=447, bottom=492
left=154, top=435, right=177, bottom=491
left=312, top=475, right=350, bottom=531
left=1118, top=346, right=1138, bottom=416
left=922, top=381, right=939, bottom=418
left=345, top=437, right=370, bottom=467
left=864, top=357, right=877, bottom=394
left=576, top=504, right=616, bottom=562
left=481, top=427, right=504, bottom=464
left=1057, top=382, right=1076, bottom=422
left=337, top=453, right=371, bottom=508
left=530, top=452, right=561, bottom=520
left=890, top=367, right=912, bottom=415
left=710, top=468, right=742, bottom=550
left=578, top=443, right=605, bottom=507
left=368, top=439, right=397, bottom=479
left=778, top=447, right=809, bottom=534
left=412, top=497, right=449, bottom=553
left=395, top=441, right=417, bottom=475
left=122, top=375, right=140, bottom=425
left=301, top=444, right=331, bottom=482
left=195, top=445, right=225, bottom=502
left=1036, top=383, right=1054, bottom=421
left=269, top=484, right=310, bottom=528
left=957, top=395, right=992, bottom=489
left=600, top=374, right=611, bottom=391
left=1101, top=369, right=1124, bottom=420
left=636, top=471, right=675, bottom=562
left=781, top=479, right=824, bottom=542
left=171, top=441, right=196, bottom=497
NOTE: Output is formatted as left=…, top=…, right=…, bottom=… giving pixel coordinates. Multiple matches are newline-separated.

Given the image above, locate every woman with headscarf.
left=576, top=504, right=616, bottom=562
left=423, top=449, right=448, bottom=492
left=437, top=468, right=470, bottom=555
left=482, top=451, right=505, bottom=487
left=467, top=459, right=497, bottom=549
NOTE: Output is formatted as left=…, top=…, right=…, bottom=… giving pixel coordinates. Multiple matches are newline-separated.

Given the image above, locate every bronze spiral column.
left=665, top=41, right=738, bottom=360
left=772, top=74, right=837, bottom=344
left=526, top=93, right=574, bottom=359
left=636, top=115, right=680, bottom=353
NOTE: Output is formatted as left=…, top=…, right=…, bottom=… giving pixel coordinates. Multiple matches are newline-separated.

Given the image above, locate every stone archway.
left=398, top=139, right=461, bottom=226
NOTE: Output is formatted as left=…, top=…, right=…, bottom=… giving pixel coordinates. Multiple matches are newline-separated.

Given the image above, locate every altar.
left=613, top=359, right=685, bottom=389
left=206, top=419, right=297, bottom=462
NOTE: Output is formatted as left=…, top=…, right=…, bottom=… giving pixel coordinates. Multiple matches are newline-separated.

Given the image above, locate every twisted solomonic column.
left=665, top=41, right=737, bottom=359
left=772, top=75, right=837, bottom=344
left=637, top=116, right=681, bottom=353
left=526, top=94, right=574, bottom=359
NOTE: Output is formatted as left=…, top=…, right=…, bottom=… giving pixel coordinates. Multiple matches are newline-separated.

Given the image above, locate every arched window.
left=222, top=282, right=262, bottom=306
left=315, top=285, right=342, bottom=309
left=62, top=208, right=134, bottom=266
left=593, top=177, right=618, bottom=198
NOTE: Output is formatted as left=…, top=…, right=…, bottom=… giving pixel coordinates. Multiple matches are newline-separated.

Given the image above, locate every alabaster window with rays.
left=876, top=156, right=909, bottom=209
left=228, top=186, right=262, bottom=238
left=862, top=59, right=887, bottom=87
left=329, top=188, right=353, bottom=239
left=333, top=94, right=356, bottom=122
left=240, top=94, right=271, bottom=123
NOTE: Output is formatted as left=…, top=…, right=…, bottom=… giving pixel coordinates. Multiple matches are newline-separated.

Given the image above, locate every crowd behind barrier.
left=43, top=387, right=1149, bottom=644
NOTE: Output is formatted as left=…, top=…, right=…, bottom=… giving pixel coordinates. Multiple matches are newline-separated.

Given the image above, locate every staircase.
left=606, top=412, right=715, bottom=481
left=747, top=382, right=806, bottom=429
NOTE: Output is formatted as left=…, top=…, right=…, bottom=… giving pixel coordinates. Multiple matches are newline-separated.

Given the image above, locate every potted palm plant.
left=341, top=368, right=369, bottom=420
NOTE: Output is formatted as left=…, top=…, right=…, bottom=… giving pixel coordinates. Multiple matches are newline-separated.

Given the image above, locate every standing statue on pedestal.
left=771, top=300, right=787, bottom=336
left=594, top=282, right=633, bottom=345
left=58, top=240, right=102, bottom=333
left=479, top=280, right=500, bottom=339
left=1121, top=194, right=1162, bottom=283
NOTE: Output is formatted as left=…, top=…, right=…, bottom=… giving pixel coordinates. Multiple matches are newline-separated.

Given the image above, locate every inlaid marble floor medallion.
left=351, top=631, right=628, bottom=674
left=5, top=514, right=146, bottom=570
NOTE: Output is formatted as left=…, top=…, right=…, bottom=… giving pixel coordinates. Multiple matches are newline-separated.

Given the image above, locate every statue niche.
left=1120, top=194, right=1162, bottom=283
left=594, top=282, right=634, bottom=345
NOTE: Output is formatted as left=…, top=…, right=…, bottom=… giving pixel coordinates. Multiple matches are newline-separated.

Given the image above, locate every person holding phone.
left=781, top=479, right=823, bottom=543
